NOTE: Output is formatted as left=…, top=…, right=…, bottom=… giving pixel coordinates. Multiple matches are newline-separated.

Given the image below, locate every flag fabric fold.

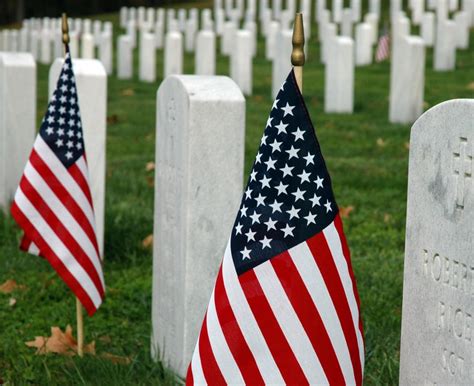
left=11, top=48, right=105, bottom=316
left=187, top=69, right=364, bottom=385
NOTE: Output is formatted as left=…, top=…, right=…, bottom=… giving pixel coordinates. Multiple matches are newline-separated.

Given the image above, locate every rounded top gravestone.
left=400, top=99, right=474, bottom=385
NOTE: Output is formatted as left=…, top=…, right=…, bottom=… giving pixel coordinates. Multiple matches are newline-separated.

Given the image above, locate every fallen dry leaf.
left=376, top=138, right=387, bottom=147
left=146, top=176, right=154, bottom=187
left=467, top=82, right=474, bottom=91
left=142, top=234, right=153, bottom=249
left=340, top=206, right=355, bottom=219
left=121, top=88, right=135, bottom=96
left=25, top=325, right=95, bottom=356
left=9, top=298, right=17, bottom=307
left=404, top=142, right=410, bottom=150
left=101, top=352, right=132, bottom=365
left=0, top=279, right=26, bottom=294
left=107, top=114, right=119, bottom=125
left=384, top=213, right=392, bottom=223
left=145, top=162, right=155, bottom=172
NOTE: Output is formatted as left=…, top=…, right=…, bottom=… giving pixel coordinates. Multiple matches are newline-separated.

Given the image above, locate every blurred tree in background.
left=0, top=0, right=201, bottom=26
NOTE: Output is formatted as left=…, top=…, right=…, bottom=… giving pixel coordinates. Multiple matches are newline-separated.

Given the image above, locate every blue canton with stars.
left=231, top=70, right=338, bottom=275
left=40, top=49, right=85, bottom=168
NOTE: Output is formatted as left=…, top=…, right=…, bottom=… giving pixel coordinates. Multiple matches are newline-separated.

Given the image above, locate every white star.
left=235, top=222, right=243, bottom=235
left=77, top=132, right=82, bottom=139
left=281, top=102, right=295, bottom=117
left=250, top=211, right=261, bottom=224
left=280, top=81, right=286, bottom=91
left=76, top=142, right=82, bottom=150
left=287, top=206, right=300, bottom=220
left=292, top=127, right=305, bottom=141
left=61, top=84, right=68, bottom=93
left=77, top=121, right=82, bottom=128
left=65, top=151, right=73, bottom=160
left=250, top=170, right=258, bottom=181
left=70, top=97, right=76, bottom=105
left=303, top=152, right=315, bottom=166
left=66, top=140, right=73, bottom=148
left=47, top=116, right=54, bottom=124
left=275, top=181, right=288, bottom=195
left=280, top=164, right=294, bottom=177
left=269, top=139, right=282, bottom=153
left=63, top=62, right=70, bottom=70
left=240, top=205, right=248, bottom=217
left=310, top=194, right=322, bottom=207
left=45, top=127, right=54, bottom=135
left=61, top=73, right=68, bottom=82
left=286, top=146, right=300, bottom=160
left=48, top=105, right=55, bottom=113
left=68, top=119, right=75, bottom=127
left=264, top=157, right=277, bottom=170
left=241, top=246, right=251, bottom=260
left=59, top=106, right=66, bottom=114
left=260, top=236, right=272, bottom=249
left=60, top=95, right=67, bottom=103
left=58, top=117, right=65, bottom=125
left=70, top=87, right=76, bottom=94
left=245, top=229, right=256, bottom=242
left=304, top=212, right=317, bottom=225
left=255, top=193, right=266, bottom=207
left=269, top=200, right=283, bottom=213
left=275, top=121, right=288, bottom=135
left=55, top=139, right=63, bottom=147
left=67, top=129, right=74, bottom=137
left=244, top=187, right=253, bottom=199
left=324, top=200, right=333, bottom=213
left=292, top=188, right=306, bottom=202
left=51, top=94, right=56, bottom=102
left=266, top=117, right=273, bottom=128
left=282, top=223, right=295, bottom=238
left=260, top=134, right=268, bottom=146
left=264, top=218, right=277, bottom=231
left=297, top=170, right=311, bottom=184
left=256, top=152, right=262, bottom=164
left=272, top=99, right=279, bottom=110
left=57, top=128, right=65, bottom=136
left=315, top=175, right=324, bottom=189
left=261, top=175, right=271, bottom=189
left=69, top=108, right=76, bottom=116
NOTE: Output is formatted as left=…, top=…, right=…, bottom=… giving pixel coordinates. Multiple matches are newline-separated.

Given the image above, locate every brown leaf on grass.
left=467, top=82, right=474, bottom=91
left=404, top=142, right=410, bottom=150
left=107, top=114, right=119, bottom=125
left=9, top=298, right=17, bottom=307
left=253, top=95, right=263, bottom=102
left=101, top=352, right=132, bottom=365
left=121, top=88, right=135, bottom=96
left=145, top=162, right=155, bottom=172
left=142, top=234, right=153, bottom=249
left=340, top=206, right=355, bottom=219
left=25, top=325, right=95, bottom=356
left=384, top=213, right=392, bottom=223
left=0, top=279, right=26, bottom=294
left=376, top=138, right=387, bottom=147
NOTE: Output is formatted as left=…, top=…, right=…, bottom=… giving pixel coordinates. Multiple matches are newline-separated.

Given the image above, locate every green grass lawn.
left=1, top=4, right=473, bottom=385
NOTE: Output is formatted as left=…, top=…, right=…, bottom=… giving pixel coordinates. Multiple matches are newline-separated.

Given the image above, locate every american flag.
left=11, top=48, right=105, bottom=316
left=186, top=70, right=364, bottom=384
left=375, top=30, right=390, bottom=62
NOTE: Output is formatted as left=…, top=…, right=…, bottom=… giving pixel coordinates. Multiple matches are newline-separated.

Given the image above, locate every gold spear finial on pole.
left=291, top=13, right=305, bottom=92
left=62, top=13, right=70, bottom=46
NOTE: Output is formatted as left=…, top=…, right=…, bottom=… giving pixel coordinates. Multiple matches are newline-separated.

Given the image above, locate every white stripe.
left=34, top=137, right=96, bottom=228
left=24, top=161, right=104, bottom=290
left=206, top=288, right=245, bottom=384
left=254, top=261, right=329, bottom=384
left=290, top=241, right=356, bottom=385
left=14, top=188, right=102, bottom=309
left=324, top=223, right=365, bottom=371
left=29, top=241, right=40, bottom=255
left=190, top=335, right=207, bottom=385
left=222, top=241, right=284, bottom=384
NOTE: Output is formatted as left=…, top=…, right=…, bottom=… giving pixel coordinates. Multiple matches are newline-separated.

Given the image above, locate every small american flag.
left=375, top=29, right=390, bottom=62
left=11, top=48, right=105, bottom=316
left=186, top=70, right=364, bottom=384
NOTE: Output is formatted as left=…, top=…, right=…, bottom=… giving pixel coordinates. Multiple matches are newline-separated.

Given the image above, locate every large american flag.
left=11, top=49, right=105, bottom=316
left=186, top=70, right=364, bottom=384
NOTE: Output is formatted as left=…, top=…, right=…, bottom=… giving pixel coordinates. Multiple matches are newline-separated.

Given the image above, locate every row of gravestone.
left=1, top=48, right=474, bottom=383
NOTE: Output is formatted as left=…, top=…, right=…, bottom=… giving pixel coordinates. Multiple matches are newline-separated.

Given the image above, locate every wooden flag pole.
left=62, top=12, right=84, bottom=358
left=291, top=13, right=305, bottom=93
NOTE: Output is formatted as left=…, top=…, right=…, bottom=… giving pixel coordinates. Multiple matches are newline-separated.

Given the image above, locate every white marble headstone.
left=400, top=99, right=474, bottom=385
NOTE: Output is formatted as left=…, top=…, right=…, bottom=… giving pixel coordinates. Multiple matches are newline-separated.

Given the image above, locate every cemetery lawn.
left=1, top=7, right=473, bottom=386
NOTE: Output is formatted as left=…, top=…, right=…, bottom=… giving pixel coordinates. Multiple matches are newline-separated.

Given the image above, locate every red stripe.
left=11, top=201, right=97, bottom=316
left=198, top=314, right=227, bottom=385
left=334, top=215, right=365, bottom=346
left=270, top=250, right=346, bottom=385
left=20, top=234, right=32, bottom=252
left=20, top=176, right=104, bottom=297
left=214, top=267, right=265, bottom=385
left=307, top=232, right=362, bottom=386
left=185, top=365, right=193, bottom=385
left=30, top=149, right=100, bottom=257
left=239, top=268, right=308, bottom=384
left=68, top=161, right=94, bottom=208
